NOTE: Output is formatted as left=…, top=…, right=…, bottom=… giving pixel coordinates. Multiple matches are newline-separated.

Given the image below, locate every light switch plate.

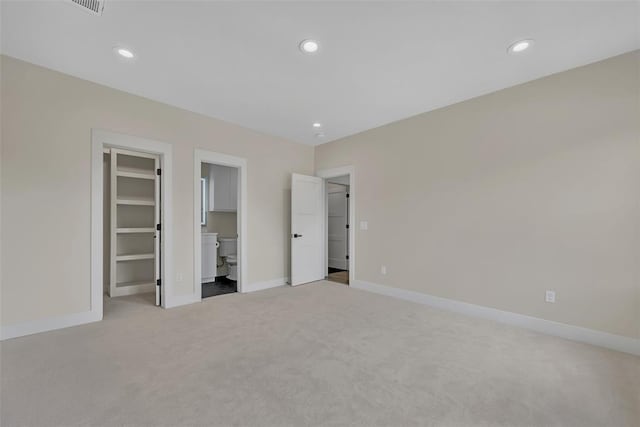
left=545, top=290, right=556, bottom=303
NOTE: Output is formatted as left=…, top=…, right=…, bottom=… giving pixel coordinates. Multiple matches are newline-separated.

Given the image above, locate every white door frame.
left=316, top=166, right=355, bottom=285
left=91, top=129, right=175, bottom=313
left=193, top=149, right=247, bottom=297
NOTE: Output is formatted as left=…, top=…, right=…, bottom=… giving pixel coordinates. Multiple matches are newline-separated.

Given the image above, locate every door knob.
left=293, top=233, right=303, bottom=238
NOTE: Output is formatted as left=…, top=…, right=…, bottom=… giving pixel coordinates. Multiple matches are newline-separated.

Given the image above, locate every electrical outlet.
left=360, top=221, right=368, bottom=231
left=545, top=290, right=556, bottom=303
left=381, top=265, right=387, bottom=275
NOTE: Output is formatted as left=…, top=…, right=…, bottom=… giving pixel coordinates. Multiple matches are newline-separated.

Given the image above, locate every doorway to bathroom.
left=193, top=150, right=247, bottom=300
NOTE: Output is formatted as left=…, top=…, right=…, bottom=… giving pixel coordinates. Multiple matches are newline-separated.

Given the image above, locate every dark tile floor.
left=202, top=277, right=237, bottom=298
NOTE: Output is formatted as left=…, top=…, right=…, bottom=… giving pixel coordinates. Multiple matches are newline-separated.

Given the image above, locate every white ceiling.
left=2, top=1, right=638, bottom=146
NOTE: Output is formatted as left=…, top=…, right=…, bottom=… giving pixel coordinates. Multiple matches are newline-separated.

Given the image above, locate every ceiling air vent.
left=67, top=0, right=105, bottom=16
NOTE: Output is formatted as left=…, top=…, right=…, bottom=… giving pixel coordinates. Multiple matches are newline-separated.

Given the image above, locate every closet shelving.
left=116, top=227, right=156, bottom=233
left=116, top=253, right=155, bottom=262
left=109, top=149, right=160, bottom=298
left=116, top=166, right=156, bottom=180
left=116, top=196, right=155, bottom=206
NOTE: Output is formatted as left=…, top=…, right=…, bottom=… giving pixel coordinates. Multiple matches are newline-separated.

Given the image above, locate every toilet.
left=218, top=238, right=238, bottom=281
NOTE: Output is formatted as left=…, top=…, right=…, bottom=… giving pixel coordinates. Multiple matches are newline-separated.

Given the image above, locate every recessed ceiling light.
left=299, top=39, right=319, bottom=54
left=507, top=39, right=534, bottom=54
left=312, top=122, right=322, bottom=128
left=115, top=47, right=135, bottom=59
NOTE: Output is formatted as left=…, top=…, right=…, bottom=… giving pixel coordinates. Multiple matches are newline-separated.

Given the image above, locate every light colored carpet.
left=1, top=281, right=639, bottom=427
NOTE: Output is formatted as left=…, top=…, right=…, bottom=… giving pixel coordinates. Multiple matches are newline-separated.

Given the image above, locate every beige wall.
left=1, top=55, right=314, bottom=326
left=315, top=51, right=640, bottom=339
left=2, top=51, right=638, bottom=340
left=204, top=212, right=237, bottom=238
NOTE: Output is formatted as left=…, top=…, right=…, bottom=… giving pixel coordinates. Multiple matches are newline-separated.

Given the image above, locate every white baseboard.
left=1, top=277, right=287, bottom=340
left=352, top=279, right=640, bottom=356
left=243, top=277, right=287, bottom=293
left=1, top=310, right=102, bottom=341
left=165, top=293, right=200, bottom=308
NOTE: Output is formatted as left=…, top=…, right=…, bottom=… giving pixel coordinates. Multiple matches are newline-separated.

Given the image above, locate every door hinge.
left=157, top=168, right=162, bottom=176
left=156, top=223, right=161, bottom=231
left=156, top=279, right=161, bottom=287
left=346, top=224, right=349, bottom=229
left=346, top=193, right=350, bottom=198
left=346, top=255, right=350, bottom=260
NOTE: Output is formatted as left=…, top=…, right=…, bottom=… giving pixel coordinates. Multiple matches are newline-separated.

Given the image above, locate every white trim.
left=194, top=150, right=248, bottom=300
left=91, top=136, right=105, bottom=321
left=1, top=310, right=101, bottom=341
left=244, top=277, right=287, bottom=293
left=316, top=166, right=355, bottom=286
left=352, top=279, right=640, bottom=356
left=164, top=294, right=201, bottom=309
left=92, top=129, right=175, bottom=311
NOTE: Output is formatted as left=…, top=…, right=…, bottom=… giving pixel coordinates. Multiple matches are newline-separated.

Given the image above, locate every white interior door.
left=327, top=183, right=348, bottom=270
left=291, top=173, right=324, bottom=286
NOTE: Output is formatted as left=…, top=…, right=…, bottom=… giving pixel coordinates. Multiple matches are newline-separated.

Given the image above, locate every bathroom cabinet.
left=208, top=164, right=237, bottom=212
